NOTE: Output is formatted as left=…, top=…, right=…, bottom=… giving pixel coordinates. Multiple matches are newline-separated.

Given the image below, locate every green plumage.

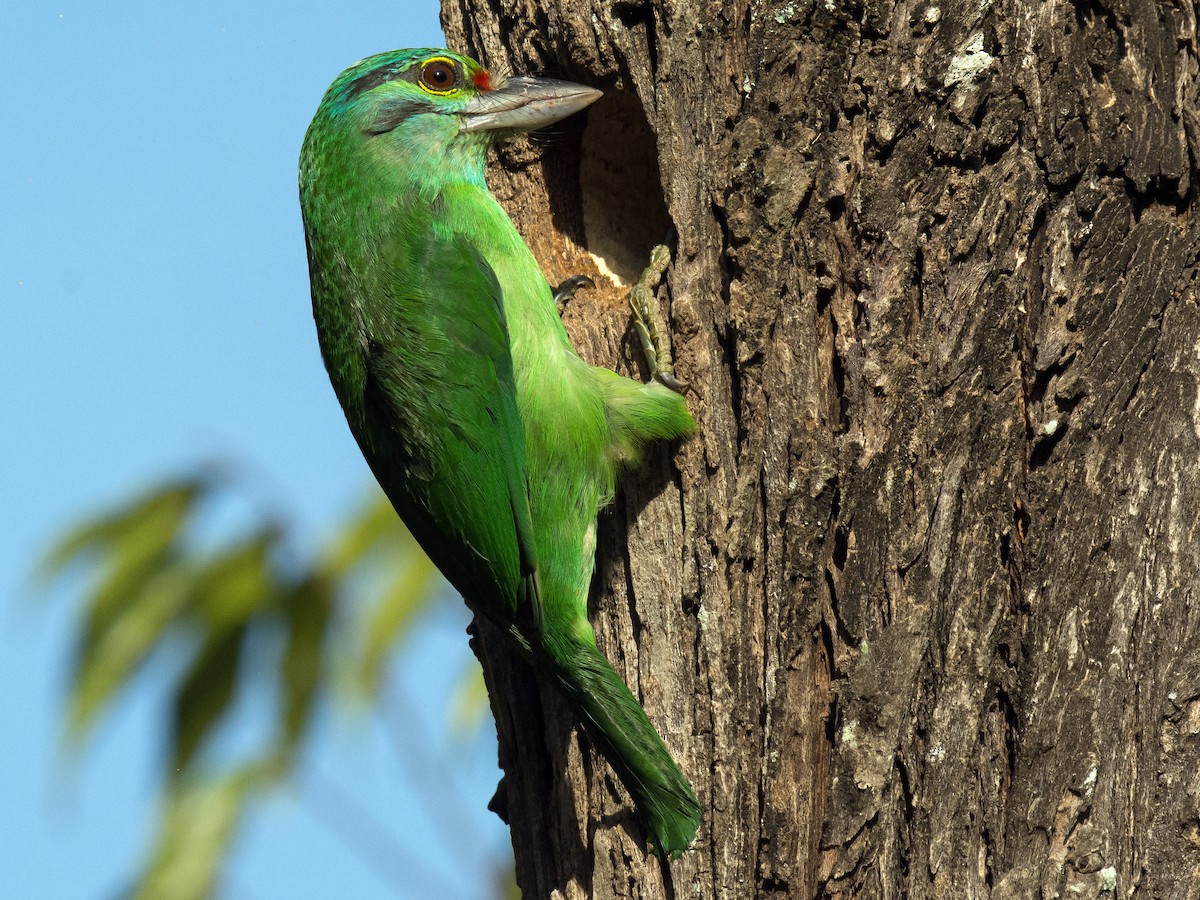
left=299, top=48, right=700, bottom=856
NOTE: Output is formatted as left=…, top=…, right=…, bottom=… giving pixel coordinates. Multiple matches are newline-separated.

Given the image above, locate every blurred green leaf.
left=44, top=465, right=508, bottom=898
left=132, top=764, right=267, bottom=900
left=50, top=481, right=205, bottom=709
left=279, top=574, right=333, bottom=751
left=171, top=625, right=247, bottom=776
left=357, top=552, right=440, bottom=696
left=68, top=559, right=193, bottom=736
left=40, top=479, right=203, bottom=581
left=189, top=528, right=281, bottom=629
left=448, top=664, right=490, bottom=737
left=323, top=493, right=407, bottom=575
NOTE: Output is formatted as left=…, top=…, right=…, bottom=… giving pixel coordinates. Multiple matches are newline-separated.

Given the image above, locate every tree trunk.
left=443, top=1, right=1200, bottom=897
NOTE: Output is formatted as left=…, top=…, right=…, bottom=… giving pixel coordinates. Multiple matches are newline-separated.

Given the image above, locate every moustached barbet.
left=299, top=48, right=700, bottom=857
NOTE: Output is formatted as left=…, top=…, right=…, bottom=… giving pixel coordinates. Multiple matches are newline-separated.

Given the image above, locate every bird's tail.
left=540, top=633, right=701, bottom=858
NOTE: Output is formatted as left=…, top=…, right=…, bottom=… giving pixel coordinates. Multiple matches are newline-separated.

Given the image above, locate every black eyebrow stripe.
left=342, top=63, right=408, bottom=103
left=344, top=56, right=468, bottom=106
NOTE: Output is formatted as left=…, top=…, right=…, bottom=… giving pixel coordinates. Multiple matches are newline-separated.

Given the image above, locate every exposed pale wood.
left=444, top=1, right=1200, bottom=896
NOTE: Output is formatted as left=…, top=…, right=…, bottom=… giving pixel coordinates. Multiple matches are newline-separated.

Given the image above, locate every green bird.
left=299, top=48, right=700, bottom=857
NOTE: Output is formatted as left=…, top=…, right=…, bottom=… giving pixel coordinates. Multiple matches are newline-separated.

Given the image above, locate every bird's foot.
left=629, top=244, right=685, bottom=392
left=552, top=274, right=595, bottom=314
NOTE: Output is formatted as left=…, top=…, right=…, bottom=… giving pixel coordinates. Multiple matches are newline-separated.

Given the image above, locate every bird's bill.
left=458, top=76, right=603, bottom=134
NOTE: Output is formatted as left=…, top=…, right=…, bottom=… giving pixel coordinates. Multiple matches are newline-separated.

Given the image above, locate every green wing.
left=359, top=226, right=541, bottom=636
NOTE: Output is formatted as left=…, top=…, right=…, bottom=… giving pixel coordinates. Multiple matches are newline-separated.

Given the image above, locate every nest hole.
left=579, top=89, right=673, bottom=287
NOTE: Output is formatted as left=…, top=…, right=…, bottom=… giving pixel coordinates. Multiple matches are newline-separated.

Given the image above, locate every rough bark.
left=442, top=1, right=1200, bottom=897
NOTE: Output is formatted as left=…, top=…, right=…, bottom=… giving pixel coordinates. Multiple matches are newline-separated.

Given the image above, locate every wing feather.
left=361, top=227, right=542, bottom=636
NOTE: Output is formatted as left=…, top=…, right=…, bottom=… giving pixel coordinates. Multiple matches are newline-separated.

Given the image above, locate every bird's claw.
left=653, top=369, right=685, bottom=392
left=629, top=244, right=685, bottom=392
left=552, top=274, right=595, bottom=313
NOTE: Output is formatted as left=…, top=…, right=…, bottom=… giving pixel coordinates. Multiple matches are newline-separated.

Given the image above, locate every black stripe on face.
left=364, top=100, right=428, bottom=135
left=343, top=57, right=468, bottom=135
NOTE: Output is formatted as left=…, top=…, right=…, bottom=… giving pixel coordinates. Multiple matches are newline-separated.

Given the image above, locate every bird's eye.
left=420, top=60, right=457, bottom=93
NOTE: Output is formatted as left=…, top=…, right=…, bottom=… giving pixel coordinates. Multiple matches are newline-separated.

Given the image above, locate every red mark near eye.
left=473, top=69, right=493, bottom=91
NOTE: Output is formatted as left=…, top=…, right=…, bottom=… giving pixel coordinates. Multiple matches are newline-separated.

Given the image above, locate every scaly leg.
left=629, top=244, right=684, bottom=392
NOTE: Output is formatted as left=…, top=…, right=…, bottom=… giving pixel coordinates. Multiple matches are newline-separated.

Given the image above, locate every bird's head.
left=306, top=48, right=601, bottom=176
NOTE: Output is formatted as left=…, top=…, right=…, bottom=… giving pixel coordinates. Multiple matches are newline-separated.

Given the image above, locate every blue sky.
left=1, top=3, right=510, bottom=897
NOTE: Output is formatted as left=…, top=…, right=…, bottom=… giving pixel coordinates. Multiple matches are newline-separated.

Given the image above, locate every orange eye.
left=420, top=60, right=457, bottom=93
